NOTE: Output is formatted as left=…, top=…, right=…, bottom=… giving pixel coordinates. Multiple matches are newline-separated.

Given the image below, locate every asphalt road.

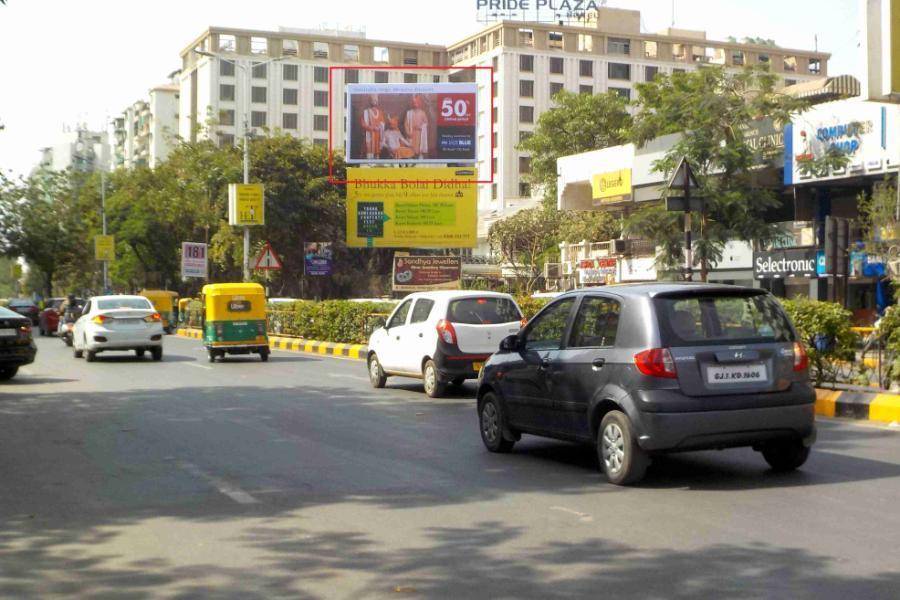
left=1, top=336, right=899, bottom=598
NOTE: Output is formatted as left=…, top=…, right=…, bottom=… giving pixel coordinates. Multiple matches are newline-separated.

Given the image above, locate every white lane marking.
left=179, top=461, right=259, bottom=505
left=549, top=506, right=594, bottom=523
left=327, top=373, right=369, bottom=382
left=185, top=363, right=213, bottom=370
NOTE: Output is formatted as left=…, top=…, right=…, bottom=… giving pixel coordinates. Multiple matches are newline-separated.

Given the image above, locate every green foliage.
left=488, top=207, right=562, bottom=292
left=267, top=300, right=395, bottom=344
left=518, top=90, right=632, bottom=206
left=557, top=210, right=620, bottom=244
left=857, top=178, right=900, bottom=253
left=514, top=295, right=549, bottom=320
left=781, top=297, right=858, bottom=386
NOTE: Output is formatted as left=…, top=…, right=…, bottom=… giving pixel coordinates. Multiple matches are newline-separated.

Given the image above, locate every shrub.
left=514, top=295, right=550, bottom=320
left=781, top=297, right=857, bottom=386
left=266, top=300, right=395, bottom=344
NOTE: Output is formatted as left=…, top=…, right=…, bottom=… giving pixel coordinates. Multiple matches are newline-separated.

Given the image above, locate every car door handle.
left=540, top=357, right=552, bottom=370
left=592, top=358, right=606, bottom=370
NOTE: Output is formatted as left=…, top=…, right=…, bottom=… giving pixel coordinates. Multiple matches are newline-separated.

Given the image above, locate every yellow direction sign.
left=94, top=235, right=115, bottom=261
left=345, top=167, right=476, bottom=248
left=228, top=183, right=265, bottom=226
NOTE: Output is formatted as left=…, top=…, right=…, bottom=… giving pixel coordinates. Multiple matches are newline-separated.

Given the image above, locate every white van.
left=367, top=291, right=524, bottom=397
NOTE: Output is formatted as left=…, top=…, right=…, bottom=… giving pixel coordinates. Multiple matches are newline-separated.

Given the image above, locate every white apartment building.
left=35, top=125, right=110, bottom=174
left=112, top=77, right=180, bottom=169
left=177, top=8, right=829, bottom=254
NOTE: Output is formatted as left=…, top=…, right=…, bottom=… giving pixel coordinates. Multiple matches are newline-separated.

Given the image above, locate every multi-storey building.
left=112, top=77, right=180, bottom=169
left=34, top=125, right=110, bottom=174
left=177, top=7, right=829, bottom=253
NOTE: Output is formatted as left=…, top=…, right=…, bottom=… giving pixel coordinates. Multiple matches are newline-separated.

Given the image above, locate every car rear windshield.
left=655, top=293, right=795, bottom=346
left=97, top=298, right=153, bottom=310
left=9, top=300, right=34, bottom=307
left=447, top=297, right=522, bottom=325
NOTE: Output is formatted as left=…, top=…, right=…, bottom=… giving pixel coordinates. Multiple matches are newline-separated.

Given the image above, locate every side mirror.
left=499, top=334, right=522, bottom=353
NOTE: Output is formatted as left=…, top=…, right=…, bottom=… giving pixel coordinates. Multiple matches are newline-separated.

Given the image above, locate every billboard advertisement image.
left=393, top=254, right=462, bottom=292
left=181, top=242, right=208, bottom=279
left=304, top=242, right=333, bottom=276
left=346, top=167, right=477, bottom=248
left=346, top=83, right=477, bottom=164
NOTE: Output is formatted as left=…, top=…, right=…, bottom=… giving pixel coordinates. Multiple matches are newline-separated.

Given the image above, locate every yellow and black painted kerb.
left=815, top=389, right=900, bottom=425
left=176, top=328, right=367, bottom=360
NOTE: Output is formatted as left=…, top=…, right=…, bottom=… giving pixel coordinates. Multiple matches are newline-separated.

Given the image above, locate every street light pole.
left=243, top=115, right=251, bottom=282
left=101, top=170, right=109, bottom=292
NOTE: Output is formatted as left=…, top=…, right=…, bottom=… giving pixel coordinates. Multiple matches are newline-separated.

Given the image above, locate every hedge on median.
left=267, top=300, right=396, bottom=344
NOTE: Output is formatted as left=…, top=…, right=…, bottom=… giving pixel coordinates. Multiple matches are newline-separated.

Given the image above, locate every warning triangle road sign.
left=254, top=241, right=282, bottom=270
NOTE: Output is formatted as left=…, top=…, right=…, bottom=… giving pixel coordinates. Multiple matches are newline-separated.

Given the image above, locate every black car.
left=476, top=283, right=816, bottom=485
left=0, top=306, right=37, bottom=380
left=8, top=298, right=40, bottom=325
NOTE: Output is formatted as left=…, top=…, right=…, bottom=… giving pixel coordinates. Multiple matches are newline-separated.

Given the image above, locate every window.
left=645, top=65, right=659, bottom=81
left=673, top=44, right=687, bottom=60
left=283, top=64, right=298, bottom=81
left=218, top=133, right=235, bottom=147
left=97, top=298, right=153, bottom=310
left=220, top=61, right=235, bottom=76
left=655, top=293, right=794, bottom=346
left=343, top=44, right=359, bottom=62
left=518, top=156, right=531, bottom=173
left=579, top=84, right=593, bottom=94
left=550, top=57, right=564, bottom=74
left=250, top=36, right=267, bottom=55
left=492, top=80, right=498, bottom=97
left=387, top=300, right=412, bottom=329
left=809, top=58, right=821, bottom=74
left=549, top=31, right=563, bottom=50
left=282, top=113, right=298, bottom=129
left=524, top=298, right=575, bottom=351
left=569, top=297, right=621, bottom=348
left=578, top=34, right=593, bottom=52
left=219, top=109, right=235, bottom=126
left=403, top=49, right=418, bottom=65
left=644, top=41, right=658, bottom=58
left=492, top=56, right=499, bottom=71
left=282, top=39, right=299, bottom=56
left=313, top=42, right=329, bottom=59
left=519, top=105, right=534, bottom=123
left=519, top=181, right=531, bottom=197
left=218, top=34, right=236, bottom=52
left=550, top=82, right=564, bottom=96
left=492, top=131, right=498, bottom=148
left=314, top=90, right=328, bottom=107
left=607, top=37, right=630, bottom=55
left=251, top=62, right=267, bottom=78
left=519, top=130, right=532, bottom=143
left=251, top=111, right=266, bottom=127
left=519, top=29, right=534, bottom=47
left=579, top=60, right=594, bottom=78
left=732, top=50, right=745, bottom=66
left=314, top=66, right=328, bottom=83
left=251, top=86, right=267, bottom=103
left=491, top=184, right=497, bottom=200
left=313, top=114, right=329, bottom=131
left=374, top=46, right=389, bottom=63
left=492, top=157, right=497, bottom=174
left=345, top=69, right=359, bottom=84
left=448, top=297, right=521, bottom=325
left=219, top=84, right=235, bottom=101
left=283, top=88, right=298, bottom=104
left=433, top=75, right=441, bottom=83
left=608, top=63, right=631, bottom=80
left=410, top=299, right=435, bottom=324
left=519, top=79, right=534, bottom=97
left=404, top=73, right=417, bottom=83
left=520, top=54, right=534, bottom=72
left=609, top=87, right=631, bottom=100
left=374, top=71, right=389, bottom=83
left=758, top=53, right=770, bottom=64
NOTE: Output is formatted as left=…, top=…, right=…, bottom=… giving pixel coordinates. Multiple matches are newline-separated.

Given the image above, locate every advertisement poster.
left=94, top=235, right=115, bottom=261
left=590, top=169, right=632, bottom=205
left=304, top=242, right=333, bottom=276
left=345, top=167, right=477, bottom=248
left=181, top=242, right=208, bottom=279
left=228, top=183, right=265, bottom=225
left=392, top=254, right=462, bottom=291
left=345, top=83, right=477, bottom=164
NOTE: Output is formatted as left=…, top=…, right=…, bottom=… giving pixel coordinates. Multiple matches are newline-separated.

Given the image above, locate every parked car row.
left=366, top=284, right=817, bottom=486
left=0, top=305, right=36, bottom=380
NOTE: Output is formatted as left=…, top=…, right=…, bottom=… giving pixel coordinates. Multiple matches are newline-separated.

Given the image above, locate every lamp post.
left=194, top=49, right=285, bottom=281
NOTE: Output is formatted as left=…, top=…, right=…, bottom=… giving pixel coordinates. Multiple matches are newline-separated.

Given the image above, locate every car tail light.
left=215, top=323, right=224, bottom=339
left=792, top=342, right=809, bottom=372
left=256, top=321, right=266, bottom=335
left=436, top=319, right=457, bottom=345
left=634, top=348, right=677, bottom=379
left=143, top=313, right=162, bottom=323
left=519, top=318, right=528, bottom=327
left=17, top=324, right=31, bottom=339
left=92, top=315, right=109, bottom=325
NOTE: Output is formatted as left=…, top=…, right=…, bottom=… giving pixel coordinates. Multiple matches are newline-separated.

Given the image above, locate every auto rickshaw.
left=201, top=283, right=269, bottom=363
left=177, top=297, right=194, bottom=326
left=140, top=289, right=179, bottom=334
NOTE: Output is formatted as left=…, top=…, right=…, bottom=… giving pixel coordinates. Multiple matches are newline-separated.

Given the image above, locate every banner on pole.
left=228, top=183, right=265, bottom=226
left=304, top=242, right=333, bottom=276
left=181, top=242, right=208, bottom=279
left=94, top=235, right=115, bottom=261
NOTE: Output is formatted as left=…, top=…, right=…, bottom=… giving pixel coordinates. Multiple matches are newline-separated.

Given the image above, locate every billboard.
left=393, top=254, right=462, bottom=291
left=94, top=235, right=115, bottom=261
left=590, top=169, right=632, bottom=204
left=304, top=242, right=333, bottom=276
left=228, top=183, right=265, bottom=226
left=181, top=242, right=208, bottom=279
left=346, top=167, right=477, bottom=248
left=345, top=83, right=477, bottom=164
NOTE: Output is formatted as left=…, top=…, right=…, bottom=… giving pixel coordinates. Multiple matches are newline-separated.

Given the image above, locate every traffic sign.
left=181, top=242, right=208, bottom=279
left=253, top=241, right=282, bottom=270
left=94, top=235, right=115, bottom=261
left=228, top=183, right=265, bottom=226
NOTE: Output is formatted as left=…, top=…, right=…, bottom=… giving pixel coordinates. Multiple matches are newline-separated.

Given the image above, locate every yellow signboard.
left=228, top=183, right=265, bottom=226
left=94, top=235, right=115, bottom=261
left=591, top=168, right=632, bottom=204
left=346, top=167, right=477, bottom=248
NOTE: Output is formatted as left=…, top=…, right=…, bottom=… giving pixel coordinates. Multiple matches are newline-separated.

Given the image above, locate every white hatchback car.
left=73, top=295, right=165, bottom=362
left=367, top=291, right=523, bottom=397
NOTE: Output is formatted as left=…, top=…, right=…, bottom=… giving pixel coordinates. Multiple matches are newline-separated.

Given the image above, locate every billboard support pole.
left=101, top=170, right=109, bottom=293
left=243, top=124, right=250, bottom=283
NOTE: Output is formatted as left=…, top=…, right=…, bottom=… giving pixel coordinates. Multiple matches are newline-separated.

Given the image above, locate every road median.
left=175, top=328, right=367, bottom=360
left=815, top=388, right=900, bottom=425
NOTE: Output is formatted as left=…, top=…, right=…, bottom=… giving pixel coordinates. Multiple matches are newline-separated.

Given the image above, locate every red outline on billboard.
left=328, top=65, right=494, bottom=185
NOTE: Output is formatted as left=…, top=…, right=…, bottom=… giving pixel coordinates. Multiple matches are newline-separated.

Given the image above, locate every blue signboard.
left=304, top=242, right=333, bottom=276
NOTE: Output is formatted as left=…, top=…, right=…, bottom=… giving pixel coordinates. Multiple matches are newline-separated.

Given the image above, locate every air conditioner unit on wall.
left=608, top=239, right=628, bottom=255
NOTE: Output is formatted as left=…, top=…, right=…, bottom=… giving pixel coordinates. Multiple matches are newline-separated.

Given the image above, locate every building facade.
left=35, top=125, right=110, bottom=174
left=112, top=79, right=180, bottom=169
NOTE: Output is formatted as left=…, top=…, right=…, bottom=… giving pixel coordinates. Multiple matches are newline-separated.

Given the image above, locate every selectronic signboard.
left=228, top=183, right=265, bottom=226
left=94, top=235, right=115, bottom=261
left=753, top=248, right=818, bottom=279
left=346, top=83, right=477, bottom=164
left=590, top=169, right=632, bottom=204
left=346, top=168, right=477, bottom=248
left=181, top=242, right=208, bottom=279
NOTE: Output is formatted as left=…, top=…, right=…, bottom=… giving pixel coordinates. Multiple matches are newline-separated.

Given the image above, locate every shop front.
left=753, top=247, right=819, bottom=300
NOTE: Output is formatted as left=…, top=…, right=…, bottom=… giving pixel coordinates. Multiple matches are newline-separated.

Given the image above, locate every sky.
left=0, top=0, right=863, bottom=179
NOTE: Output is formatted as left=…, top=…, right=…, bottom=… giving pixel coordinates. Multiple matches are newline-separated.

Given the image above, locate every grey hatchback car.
left=476, top=283, right=816, bottom=485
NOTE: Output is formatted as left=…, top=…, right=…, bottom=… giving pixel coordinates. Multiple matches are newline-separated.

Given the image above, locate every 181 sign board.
left=181, top=242, right=208, bottom=279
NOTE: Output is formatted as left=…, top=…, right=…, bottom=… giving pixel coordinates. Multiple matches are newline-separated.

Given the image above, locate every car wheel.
left=479, top=392, right=514, bottom=453
left=151, top=347, right=163, bottom=362
left=598, top=410, right=649, bottom=486
left=260, top=348, right=269, bottom=362
left=423, top=359, right=445, bottom=398
left=64, top=335, right=73, bottom=347
left=368, top=354, right=387, bottom=388
left=135, top=349, right=146, bottom=358
left=73, top=342, right=83, bottom=358
left=761, top=439, right=810, bottom=472
left=0, top=366, right=19, bottom=381
left=85, top=350, right=96, bottom=363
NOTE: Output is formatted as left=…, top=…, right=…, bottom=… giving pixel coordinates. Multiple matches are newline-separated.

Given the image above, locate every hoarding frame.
left=328, top=65, right=494, bottom=185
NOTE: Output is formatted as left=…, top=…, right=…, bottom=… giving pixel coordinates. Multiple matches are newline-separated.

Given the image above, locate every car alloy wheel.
left=481, top=402, right=500, bottom=444
left=602, top=422, right=626, bottom=475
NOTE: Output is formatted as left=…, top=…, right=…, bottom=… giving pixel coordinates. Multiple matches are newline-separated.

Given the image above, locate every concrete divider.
left=816, top=388, right=900, bottom=425
left=175, top=328, right=367, bottom=360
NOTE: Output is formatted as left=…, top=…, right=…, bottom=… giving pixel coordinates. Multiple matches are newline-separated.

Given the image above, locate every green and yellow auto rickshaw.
left=201, top=283, right=269, bottom=363
left=140, top=289, right=179, bottom=334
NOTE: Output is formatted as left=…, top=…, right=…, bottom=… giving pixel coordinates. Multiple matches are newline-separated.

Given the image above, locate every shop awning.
left=783, top=75, right=860, bottom=103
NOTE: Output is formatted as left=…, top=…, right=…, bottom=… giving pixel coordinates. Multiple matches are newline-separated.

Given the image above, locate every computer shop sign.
left=753, top=248, right=818, bottom=279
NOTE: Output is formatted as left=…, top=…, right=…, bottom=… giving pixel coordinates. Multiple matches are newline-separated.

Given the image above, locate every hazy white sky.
left=0, top=0, right=862, bottom=178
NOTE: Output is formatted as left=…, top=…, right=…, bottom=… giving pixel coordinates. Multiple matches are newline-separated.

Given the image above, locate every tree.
left=488, top=207, right=563, bottom=292
left=557, top=210, right=620, bottom=244
left=518, top=90, right=632, bottom=207
left=626, top=65, right=809, bottom=280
